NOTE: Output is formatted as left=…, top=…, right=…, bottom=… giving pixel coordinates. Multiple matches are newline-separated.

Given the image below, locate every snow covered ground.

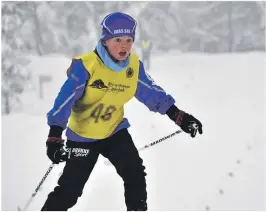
left=2, top=52, right=265, bottom=211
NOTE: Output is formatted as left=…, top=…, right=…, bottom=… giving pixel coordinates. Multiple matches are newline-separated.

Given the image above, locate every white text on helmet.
left=114, top=29, right=131, bottom=34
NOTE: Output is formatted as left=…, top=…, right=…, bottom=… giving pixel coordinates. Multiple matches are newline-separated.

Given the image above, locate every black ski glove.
left=166, top=105, right=203, bottom=138
left=46, top=126, right=68, bottom=164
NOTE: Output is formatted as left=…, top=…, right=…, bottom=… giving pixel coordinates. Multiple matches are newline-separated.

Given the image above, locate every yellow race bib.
left=142, top=40, right=151, bottom=49
left=68, top=52, right=139, bottom=139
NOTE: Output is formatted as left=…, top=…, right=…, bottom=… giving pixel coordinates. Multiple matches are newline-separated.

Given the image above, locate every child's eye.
left=127, top=39, right=133, bottom=44
left=115, top=38, right=121, bottom=42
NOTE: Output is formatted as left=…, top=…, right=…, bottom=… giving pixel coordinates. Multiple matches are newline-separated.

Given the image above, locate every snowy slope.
left=2, top=53, right=265, bottom=211
left=19, top=54, right=70, bottom=116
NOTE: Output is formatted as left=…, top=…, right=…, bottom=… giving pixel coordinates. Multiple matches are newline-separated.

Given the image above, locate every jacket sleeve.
left=134, top=60, right=175, bottom=114
left=47, top=59, right=90, bottom=129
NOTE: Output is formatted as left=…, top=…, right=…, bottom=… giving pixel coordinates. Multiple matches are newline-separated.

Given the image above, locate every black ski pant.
left=41, top=129, right=147, bottom=211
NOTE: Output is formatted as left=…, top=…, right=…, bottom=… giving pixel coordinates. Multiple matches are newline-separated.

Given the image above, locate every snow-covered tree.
left=2, top=2, right=30, bottom=114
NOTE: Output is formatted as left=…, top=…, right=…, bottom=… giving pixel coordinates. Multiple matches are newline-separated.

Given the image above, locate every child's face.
left=104, top=36, right=134, bottom=61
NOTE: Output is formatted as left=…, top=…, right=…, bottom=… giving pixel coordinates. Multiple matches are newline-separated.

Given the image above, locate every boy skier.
left=42, top=12, right=203, bottom=211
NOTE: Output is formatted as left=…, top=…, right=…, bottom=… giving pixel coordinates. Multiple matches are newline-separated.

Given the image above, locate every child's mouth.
left=119, top=52, right=127, bottom=56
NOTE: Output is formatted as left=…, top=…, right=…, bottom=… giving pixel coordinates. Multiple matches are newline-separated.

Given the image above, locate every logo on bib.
left=126, top=67, right=134, bottom=78
left=89, top=79, right=108, bottom=89
left=88, top=79, right=130, bottom=93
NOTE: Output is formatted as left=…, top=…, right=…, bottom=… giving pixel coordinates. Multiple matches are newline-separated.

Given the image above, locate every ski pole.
left=104, top=130, right=182, bottom=166
left=18, top=163, right=55, bottom=211
left=137, top=130, right=182, bottom=151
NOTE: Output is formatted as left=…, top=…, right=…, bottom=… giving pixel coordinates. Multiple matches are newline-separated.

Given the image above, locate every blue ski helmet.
left=100, top=12, right=137, bottom=41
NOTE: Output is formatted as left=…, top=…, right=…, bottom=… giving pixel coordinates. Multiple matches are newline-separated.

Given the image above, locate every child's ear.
left=102, top=41, right=107, bottom=46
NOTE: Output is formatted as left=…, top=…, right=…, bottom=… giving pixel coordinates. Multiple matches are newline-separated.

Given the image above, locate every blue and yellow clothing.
left=141, top=40, right=153, bottom=54
left=47, top=42, right=175, bottom=142
left=141, top=40, right=152, bottom=51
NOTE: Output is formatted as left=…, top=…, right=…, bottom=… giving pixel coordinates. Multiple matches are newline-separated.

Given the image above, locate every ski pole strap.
left=138, top=130, right=182, bottom=151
